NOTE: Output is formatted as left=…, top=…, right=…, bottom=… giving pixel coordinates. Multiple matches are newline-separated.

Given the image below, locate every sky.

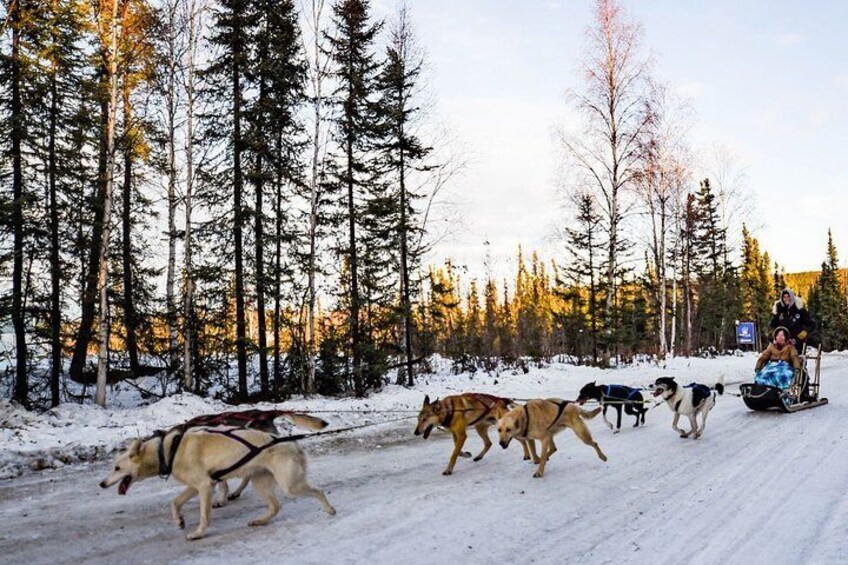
left=370, top=0, right=848, bottom=282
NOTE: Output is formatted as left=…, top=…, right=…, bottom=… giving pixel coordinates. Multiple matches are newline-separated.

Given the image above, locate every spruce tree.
left=204, top=0, right=257, bottom=400
left=808, top=230, right=848, bottom=350
left=740, top=225, right=772, bottom=348
left=376, top=2, right=431, bottom=386
left=327, top=0, right=383, bottom=396
left=564, top=193, right=603, bottom=365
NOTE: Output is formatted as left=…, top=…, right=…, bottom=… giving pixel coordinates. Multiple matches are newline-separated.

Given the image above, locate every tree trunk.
left=670, top=260, right=678, bottom=358
left=233, top=17, right=248, bottom=401
left=69, top=69, right=109, bottom=383
left=121, top=84, right=140, bottom=376
left=589, top=230, right=598, bottom=366
left=48, top=18, right=62, bottom=406
left=183, top=0, right=199, bottom=392
left=254, top=150, right=269, bottom=395
left=398, top=118, right=414, bottom=387
left=273, top=142, right=283, bottom=394
left=305, top=0, right=325, bottom=395
left=11, top=4, right=28, bottom=405
left=658, top=203, right=668, bottom=358
left=95, top=0, right=122, bottom=407
left=165, top=0, right=179, bottom=376
left=346, top=131, right=362, bottom=397
left=345, top=124, right=365, bottom=397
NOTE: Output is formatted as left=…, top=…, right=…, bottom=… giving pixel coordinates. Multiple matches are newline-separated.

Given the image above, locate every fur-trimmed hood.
left=773, top=288, right=804, bottom=314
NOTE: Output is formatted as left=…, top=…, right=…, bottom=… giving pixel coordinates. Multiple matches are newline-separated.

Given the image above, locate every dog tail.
left=714, top=375, right=725, bottom=395
left=579, top=406, right=602, bottom=420
left=279, top=412, right=329, bottom=431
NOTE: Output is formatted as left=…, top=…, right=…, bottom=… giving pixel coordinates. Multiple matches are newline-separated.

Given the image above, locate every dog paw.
left=248, top=519, right=268, bottom=527
left=186, top=531, right=205, bottom=541
left=532, top=471, right=543, bottom=479
left=459, top=451, right=472, bottom=458
left=442, top=469, right=453, bottom=476
left=326, top=506, right=337, bottom=516
left=226, top=493, right=241, bottom=501
left=213, top=501, right=225, bottom=509
left=523, top=455, right=531, bottom=461
left=176, top=517, right=185, bottom=530
left=613, top=429, right=621, bottom=434
left=473, top=456, right=483, bottom=462
left=599, top=454, right=608, bottom=462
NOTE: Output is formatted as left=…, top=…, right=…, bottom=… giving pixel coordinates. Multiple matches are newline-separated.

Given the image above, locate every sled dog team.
left=100, top=376, right=723, bottom=540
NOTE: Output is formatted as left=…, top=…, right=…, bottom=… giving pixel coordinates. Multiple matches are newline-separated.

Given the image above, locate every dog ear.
left=423, top=394, right=430, bottom=405
left=128, top=438, right=142, bottom=457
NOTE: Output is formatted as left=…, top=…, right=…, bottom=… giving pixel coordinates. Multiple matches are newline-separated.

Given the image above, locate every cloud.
left=776, top=33, right=805, bottom=46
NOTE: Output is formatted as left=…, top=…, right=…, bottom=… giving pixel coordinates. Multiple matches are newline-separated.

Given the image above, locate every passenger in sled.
left=754, top=327, right=801, bottom=401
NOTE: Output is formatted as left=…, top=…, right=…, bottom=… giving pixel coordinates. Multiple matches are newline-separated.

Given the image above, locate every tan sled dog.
left=100, top=414, right=335, bottom=540
left=173, top=410, right=328, bottom=505
left=414, top=393, right=538, bottom=475
left=497, top=399, right=607, bottom=478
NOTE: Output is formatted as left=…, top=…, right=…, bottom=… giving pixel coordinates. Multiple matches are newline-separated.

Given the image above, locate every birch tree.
left=636, top=82, right=691, bottom=358
left=561, top=0, right=650, bottom=358
left=93, top=0, right=124, bottom=406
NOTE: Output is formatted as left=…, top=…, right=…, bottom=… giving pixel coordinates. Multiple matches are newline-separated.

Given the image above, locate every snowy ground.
left=1, top=353, right=847, bottom=564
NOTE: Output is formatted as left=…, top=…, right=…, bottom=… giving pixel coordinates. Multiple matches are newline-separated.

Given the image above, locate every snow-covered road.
left=2, top=354, right=847, bottom=564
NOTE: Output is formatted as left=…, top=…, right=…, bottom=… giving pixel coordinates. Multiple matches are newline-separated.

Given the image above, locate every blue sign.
left=736, top=322, right=756, bottom=345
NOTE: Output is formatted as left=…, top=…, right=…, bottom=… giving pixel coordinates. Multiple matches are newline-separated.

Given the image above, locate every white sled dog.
left=100, top=417, right=335, bottom=540
left=652, top=377, right=724, bottom=439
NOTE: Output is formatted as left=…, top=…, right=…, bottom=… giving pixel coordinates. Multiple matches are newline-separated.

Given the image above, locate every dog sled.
left=740, top=344, right=828, bottom=413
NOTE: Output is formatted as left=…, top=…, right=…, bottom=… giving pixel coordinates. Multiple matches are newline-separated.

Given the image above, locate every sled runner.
left=740, top=344, right=828, bottom=413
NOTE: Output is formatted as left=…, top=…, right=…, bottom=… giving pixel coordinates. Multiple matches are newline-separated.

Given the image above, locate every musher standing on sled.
left=770, top=288, right=816, bottom=347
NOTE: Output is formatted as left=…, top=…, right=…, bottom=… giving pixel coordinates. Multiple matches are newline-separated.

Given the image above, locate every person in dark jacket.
left=770, top=288, right=816, bottom=348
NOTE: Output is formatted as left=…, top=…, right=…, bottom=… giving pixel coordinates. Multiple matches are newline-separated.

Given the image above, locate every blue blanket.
left=755, top=361, right=795, bottom=389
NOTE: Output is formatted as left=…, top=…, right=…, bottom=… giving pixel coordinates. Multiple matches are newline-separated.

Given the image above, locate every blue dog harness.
left=602, top=385, right=642, bottom=402
left=684, top=383, right=712, bottom=408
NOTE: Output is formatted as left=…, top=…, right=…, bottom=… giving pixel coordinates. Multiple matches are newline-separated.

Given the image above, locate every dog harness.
left=520, top=400, right=570, bottom=437
left=547, top=400, right=571, bottom=430
left=683, top=383, right=712, bottom=409
left=521, top=404, right=531, bottom=437
left=439, top=402, right=456, bottom=428
left=466, top=393, right=507, bottom=426
left=154, top=430, right=185, bottom=478
left=203, top=428, right=305, bottom=481
left=602, top=385, right=641, bottom=401
left=440, top=394, right=508, bottom=428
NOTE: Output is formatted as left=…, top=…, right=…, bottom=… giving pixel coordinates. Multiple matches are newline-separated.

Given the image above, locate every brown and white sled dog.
left=497, top=399, right=607, bottom=478
left=414, top=393, right=538, bottom=475
left=652, top=377, right=724, bottom=439
left=100, top=414, right=335, bottom=540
